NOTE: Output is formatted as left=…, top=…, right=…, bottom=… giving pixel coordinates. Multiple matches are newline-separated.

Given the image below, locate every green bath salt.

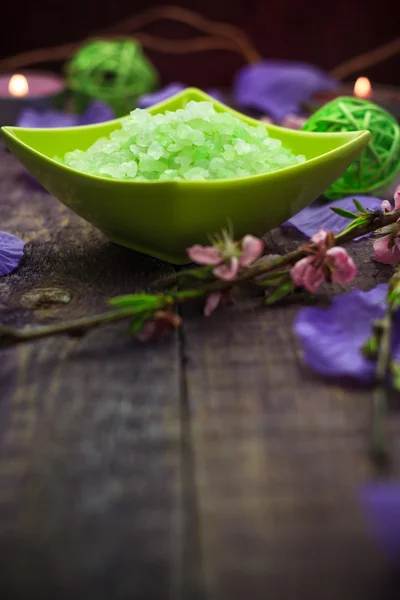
left=60, top=101, right=305, bottom=181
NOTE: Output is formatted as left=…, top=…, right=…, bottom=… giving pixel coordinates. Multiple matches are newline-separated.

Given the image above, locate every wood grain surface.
left=1, top=145, right=399, bottom=599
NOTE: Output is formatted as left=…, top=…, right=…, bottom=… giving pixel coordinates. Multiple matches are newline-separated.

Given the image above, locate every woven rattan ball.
left=302, top=96, right=400, bottom=199
left=66, top=39, right=158, bottom=117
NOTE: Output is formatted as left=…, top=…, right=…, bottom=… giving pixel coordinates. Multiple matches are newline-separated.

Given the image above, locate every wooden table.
left=1, top=145, right=399, bottom=599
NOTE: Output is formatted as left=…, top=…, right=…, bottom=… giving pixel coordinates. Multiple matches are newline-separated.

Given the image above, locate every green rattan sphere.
left=302, top=96, right=400, bottom=199
left=66, top=39, right=158, bottom=117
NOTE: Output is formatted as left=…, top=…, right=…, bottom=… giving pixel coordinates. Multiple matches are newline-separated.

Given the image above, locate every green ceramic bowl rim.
left=1, top=88, right=371, bottom=187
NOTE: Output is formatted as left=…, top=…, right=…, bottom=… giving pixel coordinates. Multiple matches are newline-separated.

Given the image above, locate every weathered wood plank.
left=181, top=232, right=400, bottom=599
left=0, top=147, right=187, bottom=599
left=3, top=142, right=400, bottom=599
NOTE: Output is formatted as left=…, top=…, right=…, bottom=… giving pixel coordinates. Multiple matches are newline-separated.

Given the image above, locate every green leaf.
left=362, top=334, right=378, bottom=359
left=330, top=207, right=357, bottom=219
left=353, top=198, right=366, bottom=213
left=258, top=278, right=284, bottom=288
left=256, top=270, right=291, bottom=287
left=158, top=266, right=214, bottom=290
left=258, top=269, right=291, bottom=281
left=387, top=287, right=400, bottom=310
left=339, top=215, right=370, bottom=235
left=108, top=293, right=163, bottom=311
left=265, top=280, right=295, bottom=304
left=391, top=362, right=400, bottom=391
left=174, top=289, right=204, bottom=301
left=181, top=266, right=213, bottom=280
left=129, top=311, right=151, bottom=335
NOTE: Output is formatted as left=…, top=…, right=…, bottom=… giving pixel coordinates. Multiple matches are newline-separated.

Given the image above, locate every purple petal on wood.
left=78, top=100, right=115, bottom=125
left=0, top=232, right=25, bottom=276
left=283, top=195, right=383, bottom=238
left=294, top=285, right=389, bottom=382
left=233, top=60, right=338, bottom=121
left=137, top=85, right=227, bottom=109
left=206, top=88, right=226, bottom=103
left=17, top=108, right=77, bottom=128
left=17, top=101, right=114, bottom=129
left=16, top=101, right=114, bottom=190
left=137, top=83, right=186, bottom=108
left=359, top=483, right=400, bottom=563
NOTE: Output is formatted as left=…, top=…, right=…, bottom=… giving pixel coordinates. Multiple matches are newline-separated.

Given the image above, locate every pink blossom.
left=204, top=292, right=223, bottom=316
left=291, top=256, right=325, bottom=293
left=395, top=185, right=400, bottom=206
left=373, top=231, right=400, bottom=265
left=327, top=247, right=357, bottom=284
left=240, top=235, right=265, bottom=266
left=311, top=229, right=329, bottom=247
left=213, top=257, right=239, bottom=281
left=204, top=289, right=234, bottom=316
left=290, top=228, right=357, bottom=292
left=381, top=186, right=400, bottom=213
left=374, top=188, right=400, bottom=265
left=186, top=232, right=263, bottom=282
left=186, top=245, right=221, bottom=265
left=381, top=200, right=392, bottom=213
left=280, top=114, right=307, bottom=129
left=137, top=310, right=182, bottom=341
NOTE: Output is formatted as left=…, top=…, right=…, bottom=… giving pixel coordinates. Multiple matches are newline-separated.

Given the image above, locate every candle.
left=354, top=76, right=372, bottom=99
left=0, top=71, right=65, bottom=127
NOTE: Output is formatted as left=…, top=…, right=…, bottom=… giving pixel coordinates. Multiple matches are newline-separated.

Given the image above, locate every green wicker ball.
left=302, top=96, right=400, bottom=199
left=66, top=39, right=158, bottom=117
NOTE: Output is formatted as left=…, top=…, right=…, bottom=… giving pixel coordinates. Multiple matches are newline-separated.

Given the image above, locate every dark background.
left=0, top=0, right=399, bottom=87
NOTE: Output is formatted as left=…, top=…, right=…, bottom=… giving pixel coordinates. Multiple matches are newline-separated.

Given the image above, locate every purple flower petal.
left=78, top=100, right=115, bottom=125
left=284, top=195, right=383, bottom=239
left=137, top=83, right=186, bottom=108
left=233, top=60, right=338, bottom=121
left=206, top=88, right=226, bottom=103
left=16, top=101, right=114, bottom=189
left=294, top=286, right=389, bottom=382
left=137, top=84, right=227, bottom=108
left=16, top=101, right=114, bottom=129
left=359, top=483, right=400, bottom=563
left=0, top=232, right=25, bottom=276
left=17, top=108, right=77, bottom=128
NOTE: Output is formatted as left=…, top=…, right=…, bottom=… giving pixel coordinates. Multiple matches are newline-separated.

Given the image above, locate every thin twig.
left=102, top=5, right=261, bottom=63
left=1, top=5, right=397, bottom=77
left=0, top=36, right=244, bottom=73
left=370, top=311, right=392, bottom=469
left=0, top=307, right=140, bottom=346
left=156, top=208, right=390, bottom=289
left=0, top=5, right=260, bottom=73
left=1, top=207, right=399, bottom=346
left=369, top=266, right=400, bottom=469
left=330, top=36, right=400, bottom=80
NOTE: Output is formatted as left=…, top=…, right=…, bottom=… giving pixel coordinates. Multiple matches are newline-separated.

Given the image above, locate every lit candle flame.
left=8, top=74, right=29, bottom=97
left=354, top=77, right=372, bottom=99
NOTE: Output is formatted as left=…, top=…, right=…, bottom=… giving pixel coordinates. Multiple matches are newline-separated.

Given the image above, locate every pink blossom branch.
left=369, top=266, right=400, bottom=470
left=1, top=206, right=400, bottom=346
left=370, top=307, right=392, bottom=469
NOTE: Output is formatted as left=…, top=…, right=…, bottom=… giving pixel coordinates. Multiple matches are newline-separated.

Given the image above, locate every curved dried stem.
left=330, top=36, right=400, bottom=80
left=103, top=5, right=261, bottom=63
left=0, top=4, right=260, bottom=73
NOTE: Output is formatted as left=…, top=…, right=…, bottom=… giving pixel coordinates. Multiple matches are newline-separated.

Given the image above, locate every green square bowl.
left=1, top=88, right=370, bottom=264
